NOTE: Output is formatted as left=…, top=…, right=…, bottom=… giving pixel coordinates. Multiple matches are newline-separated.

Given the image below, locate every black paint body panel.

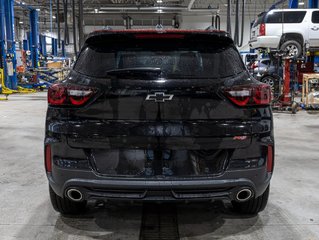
left=45, top=30, right=274, bottom=202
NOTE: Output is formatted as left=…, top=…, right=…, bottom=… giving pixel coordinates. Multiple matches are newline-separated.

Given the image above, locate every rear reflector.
left=267, top=145, right=274, bottom=172
left=45, top=145, right=52, bottom=172
left=48, top=84, right=96, bottom=106
left=134, top=34, right=185, bottom=39
left=259, top=23, right=266, bottom=36
left=224, top=84, right=271, bottom=107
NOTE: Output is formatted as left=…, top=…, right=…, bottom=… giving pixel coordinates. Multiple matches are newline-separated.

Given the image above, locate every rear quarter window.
left=312, top=11, right=319, bottom=23
left=266, top=11, right=306, bottom=24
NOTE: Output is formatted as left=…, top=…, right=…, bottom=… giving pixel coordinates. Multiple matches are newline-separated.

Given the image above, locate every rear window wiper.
left=105, top=67, right=162, bottom=76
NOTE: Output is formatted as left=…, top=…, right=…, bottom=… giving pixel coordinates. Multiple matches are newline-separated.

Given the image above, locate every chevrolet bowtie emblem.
left=146, top=92, right=174, bottom=103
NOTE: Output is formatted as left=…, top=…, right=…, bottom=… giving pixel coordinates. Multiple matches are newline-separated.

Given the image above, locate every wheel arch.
left=279, top=33, right=304, bottom=47
left=260, top=73, right=281, bottom=82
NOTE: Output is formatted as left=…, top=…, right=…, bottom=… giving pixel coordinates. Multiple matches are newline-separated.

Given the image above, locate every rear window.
left=265, top=11, right=306, bottom=23
left=245, top=54, right=258, bottom=62
left=253, top=13, right=266, bottom=27
left=74, top=35, right=246, bottom=79
left=312, top=11, right=319, bottom=23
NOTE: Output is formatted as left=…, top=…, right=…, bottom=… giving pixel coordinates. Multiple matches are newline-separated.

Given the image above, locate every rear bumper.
left=249, top=36, right=280, bottom=49
left=48, top=167, right=272, bottom=202
left=46, top=112, right=274, bottom=202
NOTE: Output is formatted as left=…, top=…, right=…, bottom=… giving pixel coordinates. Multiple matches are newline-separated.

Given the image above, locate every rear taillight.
left=259, top=23, right=266, bottom=36
left=224, top=84, right=271, bottom=107
left=48, top=84, right=96, bottom=106
left=251, top=63, right=258, bottom=69
left=267, top=145, right=274, bottom=172
left=45, top=145, right=52, bottom=172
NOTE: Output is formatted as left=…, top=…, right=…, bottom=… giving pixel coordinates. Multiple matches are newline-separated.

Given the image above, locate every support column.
left=4, top=0, right=17, bottom=90
left=78, top=0, right=84, bottom=48
left=289, top=0, right=299, bottom=8
left=22, top=40, right=29, bottom=51
left=30, top=9, right=39, bottom=69
left=61, top=40, right=65, bottom=57
left=54, top=39, right=58, bottom=56
left=40, top=35, right=47, bottom=57
left=309, top=0, right=318, bottom=8
left=0, top=0, right=6, bottom=72
left=51, top=38, right=55, bottom=56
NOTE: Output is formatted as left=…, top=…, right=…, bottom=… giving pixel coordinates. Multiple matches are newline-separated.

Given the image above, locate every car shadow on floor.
left=52, top=201, right=261, bottom=240
left=177, top=202, right=261, bottom=239
left=16, top=200, right=308, bottom=240
left=55, top=203, right=143, bottom=239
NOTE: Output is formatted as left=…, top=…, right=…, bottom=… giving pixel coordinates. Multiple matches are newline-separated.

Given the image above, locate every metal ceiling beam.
left=99, top=6, right=218, bottom=12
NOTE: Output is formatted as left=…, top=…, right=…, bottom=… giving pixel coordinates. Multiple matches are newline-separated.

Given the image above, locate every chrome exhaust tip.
left=236, top=188, right=253, bottom=202
left=66, top=188, right=83, bottom=202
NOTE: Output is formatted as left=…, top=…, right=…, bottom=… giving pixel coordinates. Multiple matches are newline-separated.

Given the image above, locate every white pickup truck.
left=249, top=9, right=319, bottom=57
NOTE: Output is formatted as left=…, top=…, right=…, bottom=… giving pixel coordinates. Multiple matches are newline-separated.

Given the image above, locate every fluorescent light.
left=157, top=9, right=163, bottom=13
left=298, top=2, right=305, bottom=5
left=36, top=8, right=40, bottom=11
left=94, top=8, right=99, bottom=13
left=52, top=15, right=56, bottom=19
left=157, top=0, right=163, bottom=3
left=19, top=21, right=23, bottom=24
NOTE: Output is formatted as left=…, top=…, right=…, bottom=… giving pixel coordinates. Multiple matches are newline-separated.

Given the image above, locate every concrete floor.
left=1, top=92, right=319, bottom=240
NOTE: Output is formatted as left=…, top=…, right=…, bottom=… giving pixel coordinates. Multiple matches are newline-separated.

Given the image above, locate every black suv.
left=45, top=29, right=274, bottom=215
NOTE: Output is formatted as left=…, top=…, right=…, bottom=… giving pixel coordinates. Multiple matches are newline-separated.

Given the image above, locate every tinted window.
left=74, top=36, right=246, bottom=79
left=266, top=11, right=306, bottom=23
left=312, top=11, right=319, bottom=23
left=253, top=13, right=266, bottom=27
left=245, top=54, right=258, bottom=62
left=261, top=60, right=270, bottom=65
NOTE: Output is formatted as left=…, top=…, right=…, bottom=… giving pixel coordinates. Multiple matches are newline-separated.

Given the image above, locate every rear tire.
left=280, top=40, right=302, bottom=58
left=232, top=185, right=270, bottom=215
left=49, top=185, right=87, bottom=215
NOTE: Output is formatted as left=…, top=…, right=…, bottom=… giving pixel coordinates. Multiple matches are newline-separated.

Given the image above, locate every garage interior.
left=1, top=0, right=319, bottom=240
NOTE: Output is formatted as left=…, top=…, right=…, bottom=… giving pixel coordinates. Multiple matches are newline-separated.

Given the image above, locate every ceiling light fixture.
left=298, top=2, right=305, bottom=5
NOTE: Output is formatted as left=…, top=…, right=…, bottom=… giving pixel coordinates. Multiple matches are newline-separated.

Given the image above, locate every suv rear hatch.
left=47, top=31, right=269, bottom=178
